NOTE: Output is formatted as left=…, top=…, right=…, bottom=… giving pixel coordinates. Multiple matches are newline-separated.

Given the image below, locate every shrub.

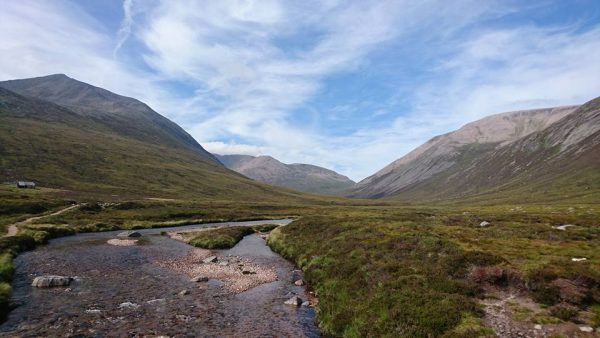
left=0, top=282, right=11, bottom=321
left=549, top=303, right=579, bottom=321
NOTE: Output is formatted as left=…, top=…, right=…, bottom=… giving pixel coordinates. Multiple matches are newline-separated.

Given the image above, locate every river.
left=0, top=219, right=320, bottom=337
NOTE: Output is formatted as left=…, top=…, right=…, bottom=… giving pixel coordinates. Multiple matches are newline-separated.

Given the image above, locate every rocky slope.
left=216, top=154, right=355, bottom=195
left=350, top=99, right=600, bottom=202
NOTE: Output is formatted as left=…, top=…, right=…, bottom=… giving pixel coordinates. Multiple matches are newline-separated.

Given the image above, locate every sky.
left=1, top=0, right=600, bottom=181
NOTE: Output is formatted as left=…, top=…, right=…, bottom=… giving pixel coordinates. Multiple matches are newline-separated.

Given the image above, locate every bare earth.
left=4, top=204, right=81, bottom=237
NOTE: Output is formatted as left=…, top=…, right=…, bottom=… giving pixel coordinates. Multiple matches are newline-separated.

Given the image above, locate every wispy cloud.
left=113, top=0, right=135, bottom=57
left=1, top=1, right=599, bottom=181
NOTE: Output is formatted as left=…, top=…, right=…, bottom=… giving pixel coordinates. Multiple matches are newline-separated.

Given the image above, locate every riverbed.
left=0, top=219, right=320, bottom=337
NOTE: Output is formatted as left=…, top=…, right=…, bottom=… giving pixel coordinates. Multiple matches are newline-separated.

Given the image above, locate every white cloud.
left=1, top=1, right=599, bottom=182
left=203, top=142, right=266, bottom=156
left=113, top=0, right=135, bottom=57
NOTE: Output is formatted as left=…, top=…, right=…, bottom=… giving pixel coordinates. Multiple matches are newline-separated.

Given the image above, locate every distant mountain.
left=350, top=99, right=600, bottom=203
left=0, top=74, right=218, bottom=162
left=215, top=154, right=355, bottom=195
left=0, top=75, right=316, bottom=202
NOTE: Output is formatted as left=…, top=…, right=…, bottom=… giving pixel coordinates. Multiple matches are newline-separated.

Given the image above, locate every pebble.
left=179, top=289, right=190, bottom=296
left=191, top=275, right=209, bottom=283
left=146, top=298, right=166, bottom=305
left=579, top=326, right=593, bottom=332
left=534, top=324, right=542, bottom=330
left=203, top=256, right=218, bottom=263
left=117, top=231, right=142, bottom=238
left=294, top=279, right=305, bottom=286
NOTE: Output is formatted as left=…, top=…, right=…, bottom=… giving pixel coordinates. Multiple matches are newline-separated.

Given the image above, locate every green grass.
left=186, top=226, right=255, bottom=249
left=252, top=223, right=280, bottom=232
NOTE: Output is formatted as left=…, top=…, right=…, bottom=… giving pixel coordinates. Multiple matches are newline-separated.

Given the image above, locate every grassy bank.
left=185, top=226, right=255, bottom=249
left=183, top=224, right=281, bottom=249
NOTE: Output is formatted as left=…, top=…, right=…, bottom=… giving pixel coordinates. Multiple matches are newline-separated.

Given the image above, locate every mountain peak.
left=215, top=154, right=355, bottom=195
left=0, top=74, right=219, bottom=163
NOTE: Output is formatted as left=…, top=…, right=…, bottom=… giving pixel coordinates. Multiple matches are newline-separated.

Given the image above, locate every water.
left=0, top=220, right=320, bottom=337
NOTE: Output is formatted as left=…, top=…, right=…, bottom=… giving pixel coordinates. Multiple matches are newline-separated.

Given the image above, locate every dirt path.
left=4, top=204, right=81, bottom=237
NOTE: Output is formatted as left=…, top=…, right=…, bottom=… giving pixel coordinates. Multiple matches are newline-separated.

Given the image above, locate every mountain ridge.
left=0, top=74, right=219, bottom=163
left=349, top=100, right=599, bottom=202
left=215, top=154, right=355, bottom=195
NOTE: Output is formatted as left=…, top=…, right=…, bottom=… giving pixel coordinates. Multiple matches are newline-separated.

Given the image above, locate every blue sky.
left=1, top=1, right=600, bottom=181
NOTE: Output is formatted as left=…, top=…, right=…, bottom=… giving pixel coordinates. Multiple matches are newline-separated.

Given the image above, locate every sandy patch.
left=157, top=249, right=277, bottom=293
left=107, top=239, right=139, bottom=246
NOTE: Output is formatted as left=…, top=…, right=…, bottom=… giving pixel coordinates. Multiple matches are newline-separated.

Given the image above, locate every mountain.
left=215, top=154, right=355, bottom=195
left=0, top=76, right=316, bottom=202
left=0, top=74, right=218, bottom=162
left=350, top=99, right=600, bottom=203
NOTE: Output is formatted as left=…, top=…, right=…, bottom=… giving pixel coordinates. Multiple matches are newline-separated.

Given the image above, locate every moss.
left=0, top=254, right=13, bottom=282
left=589, top=304, right=600, bottom=327
left=443, top=312, right=495, bottom=337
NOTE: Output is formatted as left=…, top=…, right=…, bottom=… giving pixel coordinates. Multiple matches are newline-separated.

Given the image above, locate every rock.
left=301, top=301, right=310, bottom=307
left=118, top=302, right=140, bottom=309
left=85, top=309, right=102, bottom=314
left=179, top=289, right=190, bottom=296
left=554, top=224, right=576, bottom=231
left=284, top=296, right=302, bottom=306
left=479, top=221, right=491, bottom=227
left=146, top=298, right=166, bottom=305
left=117, top=230, right=141, bottom=238
left=579, top=326, right=593, bottom=332
left=571, top=257, right=587, bottom=262
left=191, top=275, right=209, bottom=283
left=218, top=261, right=228, bottom=266
left=203, top=256, right=218, bottom=263
left=242, top=269, right=255, bottom=275
left=294, top=279, right=305, bottom=286
left=32, top=275, right=72, bottom=288
left=534, top=324, right=542, bottom=330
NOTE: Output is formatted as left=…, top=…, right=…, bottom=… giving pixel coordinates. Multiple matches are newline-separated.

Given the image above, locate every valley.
left=0, top=75, right=598, bottom=337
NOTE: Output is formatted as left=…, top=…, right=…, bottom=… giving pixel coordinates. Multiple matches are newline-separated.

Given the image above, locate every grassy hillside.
left=0, top=74, right=218, bottom=161
left=0, top=88, right=321, bottom=202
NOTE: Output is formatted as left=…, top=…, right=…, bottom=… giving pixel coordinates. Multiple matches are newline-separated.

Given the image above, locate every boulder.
left=117, top=230, right=142, bottom=238
left=479, top=221, right=490, bottom=227
left=579, top=326, right=593, bottom=333
left=191, top=275, right=209, bottom=283
left=32, top=275, right=72, bottom=288
left=301, top=301, right=310, bottom=307
left=179, top=289, right=190, bottom=296
left=294, top=279, right=305, bottom=286
left=119, top=302, right=140, bottom=309
left=203, top=256, right=218, bottom=263
left=284, top=296, right=302, bottom=306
